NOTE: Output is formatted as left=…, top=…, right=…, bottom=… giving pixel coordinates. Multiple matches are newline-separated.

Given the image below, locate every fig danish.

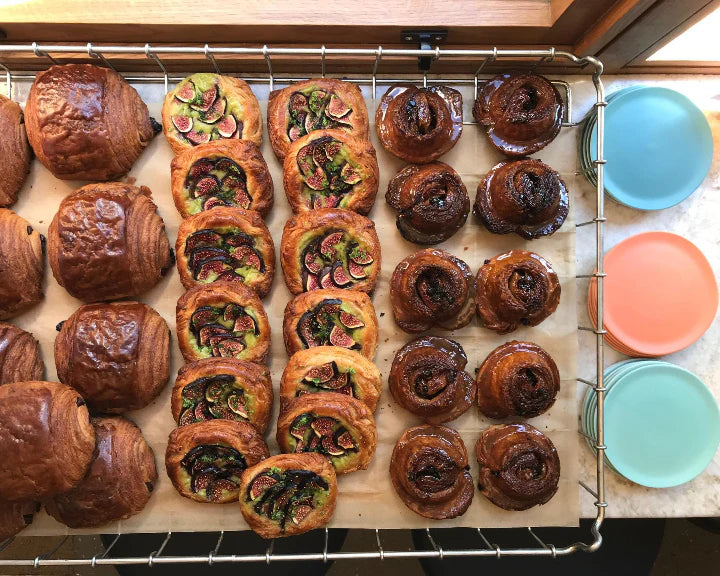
left=162, top=73, right=262, bottom=155
left=283, top=289, right=378, bottom=359
left=171, top=358, right=273, bottom=434
left=390, top=425, right=473, bottom=519
left=176, top=282, right=271, bottom=364
left=475, top=423, right=560, bottom=511
left=239, top=453, right=338, bottom=539
left=45, top=416, right=157, bottom=528
left=473, top=72, right=564, bottom=157
left=25, top=64, right=156, bottom=181
left=55, top=302, right=170, bottom=413
left=0, top=95, right=31, bottom=206
left=0, top=381, right=95, bottom=502
left=376, top=85, right=462, bottom=163
left=47, top=183, right=172, bottom=302
left=475, top=159, right=568, bottom=239
left=280, top=347, right=382, bottom=412
left=283, top=129, right=379, bottom=214
left=170, top=140, right=274, bottom=218
left=0, top=323, right=44, bottom=385
left=0, top=209, right=44, bottom=320
left=386, top=162, right=469, bottom=244
left=476, top=250, right=561, bottom=334
left=276, top=393, right=377, bottom=475
left=175, top=207, right=275, bottom=297
left=476, top=341, right=560, bottom=419
left=390, top=248, right=475, bottom=333
left=0, top=501, right=37, bottom=541
left=165, top=419, right=269, bottom=504
left=267, top=78, right=369, bottom=161
left=389, top=336, right=476, bottom=424
left=281, top=208, right=380, bottom=295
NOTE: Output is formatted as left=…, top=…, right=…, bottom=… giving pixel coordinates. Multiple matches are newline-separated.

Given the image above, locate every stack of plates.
left=583, top=360, right=720, bottom=487
left=580, top=85, right=713, bottom=210
left=588, top=231, right=718, bottom=357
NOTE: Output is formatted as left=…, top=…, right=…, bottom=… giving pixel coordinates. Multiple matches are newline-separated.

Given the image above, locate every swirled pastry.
left=55, top=302, right=169, bottom=413
left=45, top=416, right=157, bottom=528
left=239, top=453, right=338, bottom=539
left=276, top=393, right=377, bottom=475
left=176, top=282, right=271, bottom=364
left=0, top=323, right=44, bottom=385
left=477, top=341, right=560, bottom=419
left=267, top=78, right=369, bottom=161
left=280, top=347, right=382, bottom=412
left=25, top=64, right=156, bottom=181
left=281, top=208, right=380, bottom=294
left=389, top=337, right=476, bottom=424
left=165, top=419, right=269, bottom=504
left=162, top=73, right=262, bottom=155
left=170, top=140, right=274, bottom=218
left=475, top=159, right=568, bottom=239
left=283, top=129, right=379, bottom=213
left=0, top=500, right=37, bottom=541
left=0, top=95, right=31, bottom=206
left=283, top=289, right=378, bottom=359
left=473, top=72, right=564, bottom=157
left=48, top=183, right=172, bottom=302
left=390, top=424, right=473, bottom=519
left=0, top=209, right=44, bottom=320
left=171, top=358, right=273, bottom=434
left=476, top=250, right=561, bottom=334
left=390, top=249, right=475, bottom=333
left=175, top=207, right=275, bottom=296
left=0, top=381, right=95, bottom=502
left=376, top=85, right=462, bottom=163
left=475, top=423, right=560, bottom=510
left=386, top=162, right=469, bottom=244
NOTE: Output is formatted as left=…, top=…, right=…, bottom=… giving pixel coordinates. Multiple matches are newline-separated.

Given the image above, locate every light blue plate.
left=590, top=87, right=713, bottom=210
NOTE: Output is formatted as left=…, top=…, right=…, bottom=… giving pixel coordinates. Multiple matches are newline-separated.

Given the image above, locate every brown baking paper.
left=13, top=84, right=578, bottom=534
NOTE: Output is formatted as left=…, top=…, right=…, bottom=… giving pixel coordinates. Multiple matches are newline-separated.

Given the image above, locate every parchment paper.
left=12, top=82, right=579, bottom=534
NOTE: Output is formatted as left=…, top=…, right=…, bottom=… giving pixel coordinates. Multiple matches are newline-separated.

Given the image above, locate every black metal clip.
left=401, top=29, right=447, bottom=72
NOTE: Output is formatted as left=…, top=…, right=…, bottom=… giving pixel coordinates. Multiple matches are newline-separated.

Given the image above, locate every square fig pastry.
left=162, top=73, right=262, bottom=155
left=47, top=183, right=172, bottom=302
left=0, top=381, right=95, bottom=502
left=0, top=209, right=44, bottom=320
left=170, top=140, right=274, bottom=218
left=165, top=419, right=269, bottom=504
left=45, top=416, right=157, bottom=529
left=176, top=282, right=271, bottom=365
left=0, top=95, right=31, bottom=206
left=55, top=302, right=170, bottom=413
left=24, top=64, right=157, bottom=181
left=175, top=207, right=275, bottom=297
left=267, top=78, right=369, bottom=161
left=0, top=323, right=44, bottom=384
left=239, top=453, right=338, bottom=539
left=280, top=208, right=380, bottom=294
left=283, top=289, right=378, bottom=359
left=276, top=393, right=377, bottom=475
left=171, top=358, right=273, bottom=434
left=0, top=500, right=37, bottom=542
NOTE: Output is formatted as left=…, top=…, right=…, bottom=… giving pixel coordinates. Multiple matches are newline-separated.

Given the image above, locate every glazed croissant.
left=0, top=323, right=44, bottom=384
left=0, top=95, right=31, bottom=206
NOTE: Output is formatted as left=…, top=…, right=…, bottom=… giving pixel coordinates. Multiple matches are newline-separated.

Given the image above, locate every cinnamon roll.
left=390, top=249, right=475, bottom=333
left=390, top=425, right=473, bottom=519
left=283, top=129, right=379, bottom=213
left=0, top=501, right=37, bottom=541
left=473, top=72, right=564, bottom=157
left=389, top=337, right=476, bottom=424
left=475, top=159, right=568, bottom=239
left=376, top=85, right=462, bottom=163
left=0, top=95, right=31, bottom=206
left=281, top=208, right=380, bottom=294
left=476, top=250, right=560, bottom=334
left=475, top=423, right=560, bottom=510
left=386, top=162, right=469, bottom=244
left=0, top=323, right=43, bottom=385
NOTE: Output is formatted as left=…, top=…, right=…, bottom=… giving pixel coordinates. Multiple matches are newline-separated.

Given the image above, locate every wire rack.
left=0, top=42, right=607, bottom=567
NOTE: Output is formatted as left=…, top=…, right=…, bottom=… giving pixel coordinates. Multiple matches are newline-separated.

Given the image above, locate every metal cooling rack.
left=0, top=43, right=607, bottom=567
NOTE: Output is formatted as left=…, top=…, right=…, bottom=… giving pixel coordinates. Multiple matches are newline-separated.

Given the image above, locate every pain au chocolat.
left=0, top=95, right=31, bottom=206
left=0, top=323, right=44, bottom=384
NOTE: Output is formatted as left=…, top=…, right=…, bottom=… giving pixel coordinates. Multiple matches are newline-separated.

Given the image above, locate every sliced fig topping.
left=349, top=247, right=374, bottom=266
left=320, top=232, right=343, bottom=258
left=203, top=196, right=229, bottom=210
left=227, top=392, right=248, bottom=418
left=303, top=362, right=335, bottom=384
left=189, top=246, right=226, bottom=268
left=202, top=97, right=226, bottom=124
left=326, top=94, right=351, bottom=119
left=221, top=173, right=245, bottom=192
left=199, top=323, right=231, bottom=346
left=321, top=435, right=345, bottom=456
left=308, top=90, right=328, bottom=115
left=322, top=371, right=348, bottom=390
left=209, top=404, right=234, bottom=419
left=289, top=92, right=310, bottom=114
left=223, top=303, right=244, bottom=321
left=172, top=115, right=193, bottom=133
left=310, top=417, right=335, bottom=437
left=339, top=310, right=364, bottom=329
left=193, top=175, right=221, bottom=198
left=329, top=175, right=344, bottom=192
left=340, top=163, right=362, bottom=185
left=188, top=158, right=214, bottom=180
left=297, top=144, right=316, bottom=176
left=195, top=257, right=230, bottom=281
left=192, top=471, right=215, bottom=492
left=329, top=325, right=355, bottom=348
left=210, top=335, right=231, bottom=356
left=298, top=312, right=320, bottom=348
left=312, top=143, right=330, bottom=167
left=336, top=431, right=356, bottom=450
left=191, top=306, right=219, bottom=328
left=175, top=81, right=196, bottom=103
left=225, top=232, right=254, bottom=247
left=231, top=245, right=263, bottom=271
left=187, top=130, right=211, bottom=145
left=206, top=479, right=238, bottom=501
left=216, top=270, right=238, bottom=282
left=307, top=435, right=321, bottom=452
left=311, top=194, right=324, bottom=210
left=319, top=270, right=335, bottom=290
left=348, top=260, right=368, bottom=280
left=215, top=157, right=242, bottom=174
left=194, top=400, right=211, bottom=421
left=317, top=300, right=341, bottom=317
left=217, top=338, right=246, bottom=358
left=305, top=273, right=320, bottom=291
left=325, top=140, right=343, bottom=160
left=233, top=315, right=256, bottom=333
left=288, top=124, right=303, bottom=142
left=232, top=187, right=252, bottom=209
left=206, top=381, right=225, bottom=403
left=290, top=421, right=309, bottom=440
left=291, top=504, right=313, bottom=525
left=304, top=249, right=323, bottom=274
left=305, top=166, right=329, bottom=191
left=336, top=384, right=353, bottom=396
left=332, top=262, right=352, bottom=287
left=323, top=194, right=341, bottom=209
left=304, top=113, right=319, bottom=134
left=179, top=408, right=196, bottom=426
left=190, top=84, right=218, bottom=112
left=250, top=474, right=278, bottom=500
left=216, top=115, right=237, bottom=138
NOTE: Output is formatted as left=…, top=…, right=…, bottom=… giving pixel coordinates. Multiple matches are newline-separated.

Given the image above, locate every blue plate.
left=590, top=87, right=713, bottom=210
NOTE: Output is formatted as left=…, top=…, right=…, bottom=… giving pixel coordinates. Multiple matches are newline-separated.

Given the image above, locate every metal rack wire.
left=0, top=43, right=607, bottom=566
